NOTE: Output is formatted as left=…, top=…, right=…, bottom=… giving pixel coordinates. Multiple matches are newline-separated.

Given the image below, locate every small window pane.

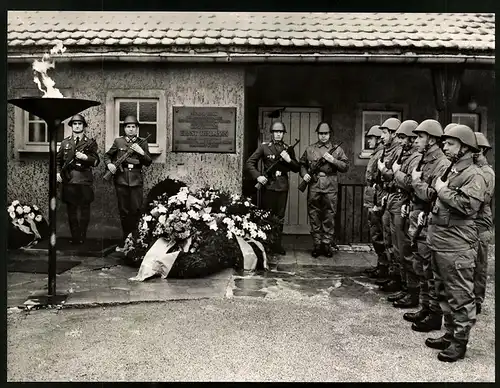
left=29, top=122, right=46, bottom=142
left=119, top=101, right=137, bottom=121
left=139, top=123, right=157, bottom=144
left=139, top=102, right=157, bottom=122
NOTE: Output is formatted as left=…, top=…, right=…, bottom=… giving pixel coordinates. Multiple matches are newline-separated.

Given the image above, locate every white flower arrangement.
left=7, top=199, right=47, bottom=246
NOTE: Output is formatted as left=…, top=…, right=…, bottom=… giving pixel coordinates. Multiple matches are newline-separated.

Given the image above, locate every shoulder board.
left=261, top=142, right=267, bottom=146
left=64, top=136, right=71, bottom=140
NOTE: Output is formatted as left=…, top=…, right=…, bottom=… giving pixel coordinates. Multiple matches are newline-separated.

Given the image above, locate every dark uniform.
left=245, top=139, right=300, bottom=251
left=402, top=120, right=451, bottom=332
left=300, top=139, right=349, bottom=252
left=472, top=133, right=495, bottom=313
left=104, top=118, right=152, bottom=241
left=56, top=116, right=99, bottom=243
left=426, top=124, right=486, bottom=362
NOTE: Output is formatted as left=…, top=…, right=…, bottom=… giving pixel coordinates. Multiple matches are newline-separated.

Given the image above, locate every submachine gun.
left=410, top=158, right=455, bottom=251
left=103, top=133, right=151, bottom=182
left=298, top=142, right=343, bottom=193
left=255, top=138, right=300, bottom=190
left=60, top=138, right=98, bottom=182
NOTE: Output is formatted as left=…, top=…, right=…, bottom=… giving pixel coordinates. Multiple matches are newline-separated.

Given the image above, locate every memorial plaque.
left=172, top=106, right=236, bottom=153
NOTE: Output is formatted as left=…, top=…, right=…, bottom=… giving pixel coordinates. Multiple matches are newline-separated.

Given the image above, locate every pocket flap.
left=454, top=259, right=475, bottom=270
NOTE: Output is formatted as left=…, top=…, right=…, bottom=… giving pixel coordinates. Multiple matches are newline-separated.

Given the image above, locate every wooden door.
left=258, top=107, right=322, bottom=234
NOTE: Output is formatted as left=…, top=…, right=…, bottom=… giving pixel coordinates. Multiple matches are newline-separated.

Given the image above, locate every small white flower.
left=275, top=170, right=282, bottom=177
left=18, top=218, right=24, bottom=225
left=158, top=215, right=166, bottom=225
left=27, top=212, right=35, bottom=220
left=226, top=231, right=233, bottom=239
left=16, top=206, right=24, bottom=215
left=23, top=206, right=31, bottom=214
left=208, top=220, right=218, bottom=231
left=202, top=213, right=212, bottom=222
left=9, top=212, right=16, bottom=219
left=35, top=214, right=42, bottom=222
left=144, top=215, right=152, bottom=222
left=220, top=206, right=226, bottom=212
left=244, top=201, right=250, bottom=207
left=7, top=205, right=14, bottom=213
left=33, top=205, right=39, bottom=211
left=157, top=204, right=167, bottom=214
left=180, top=212, right=189, bottom=221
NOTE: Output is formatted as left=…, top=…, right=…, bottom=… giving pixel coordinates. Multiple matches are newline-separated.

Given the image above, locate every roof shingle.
left=7, top=11, right=495, bottom=55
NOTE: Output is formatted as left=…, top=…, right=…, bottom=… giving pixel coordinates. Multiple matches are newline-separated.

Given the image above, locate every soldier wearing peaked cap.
left=471, top=132, right=495, bottom=316
left=375, top=117, right=404, bottom=290
left=56, top=114, right=100, bottom=244
left=299, top=121, right=349, bottom=258
left=425, top=124, right=486, bottom=362
left=363, top=125, right=387, bottom=278
left=245, top=121, right=300, bottom=255
left=104, top=115, right=152, bottom=247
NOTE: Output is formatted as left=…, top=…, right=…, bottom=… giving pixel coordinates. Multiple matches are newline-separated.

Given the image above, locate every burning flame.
left=32, top=41, right=67, bottom=98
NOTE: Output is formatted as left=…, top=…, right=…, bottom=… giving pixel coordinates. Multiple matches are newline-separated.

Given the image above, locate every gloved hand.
left=417, top=211, right=427, bottom=226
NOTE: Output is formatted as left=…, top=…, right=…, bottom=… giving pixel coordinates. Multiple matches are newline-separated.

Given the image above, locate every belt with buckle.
left=317, top=172, right=335, bottom=177
left=124, top=164, right=140, bottom=170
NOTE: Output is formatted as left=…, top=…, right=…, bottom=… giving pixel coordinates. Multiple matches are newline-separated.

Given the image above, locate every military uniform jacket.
left=299, top=141, right=349, bottom=193
left=393, top=149, right=422, bottom=200
left=411, top=144, right=450, bottom=211
left=56, top=134, right=99, bottom=185
left=379, top=139, right=403, bottom=192
left=245, top=140, right=300, bottom=192
left=475, top=154, right=495, bottom=232
left=428, top=154, right=486, bottom=252
left=103, top=136, right=153, bottom=187
left=364, top=144, right=384, bottom=208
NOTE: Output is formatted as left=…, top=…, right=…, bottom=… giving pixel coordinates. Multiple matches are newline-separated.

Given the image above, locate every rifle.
left=103, top=133, right=151, bottom=182
left=410, top=158, right=455, bottom=251
left=401, top=152, right=424, bottom=228
left=371, top=146, right=386, bottom=212
left=255, top=138, right=300, bottom=190
left=298, top=142, right=343, bottom=193
left=60, top=138, right=97, bottom=182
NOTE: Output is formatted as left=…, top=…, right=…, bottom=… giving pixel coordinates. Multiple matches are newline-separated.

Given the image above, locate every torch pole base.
left=23, top=293, right=68, bottom=309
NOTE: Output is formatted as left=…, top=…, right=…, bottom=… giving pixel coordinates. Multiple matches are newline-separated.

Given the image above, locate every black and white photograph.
left=5, top=8, right=495, bottom=382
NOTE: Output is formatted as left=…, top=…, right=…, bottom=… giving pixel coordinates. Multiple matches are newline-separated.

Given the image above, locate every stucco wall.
left=7, top=63, right=245, bottom=238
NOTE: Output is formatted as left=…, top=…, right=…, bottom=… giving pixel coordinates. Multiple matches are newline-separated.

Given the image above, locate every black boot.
left=323, top=244, right=334, bottom=258
left=425, top=332, right=453, bottom=350
left=387, top=290, right=407, bottom=302
left=380, top=276, right=402, bottom=292
left=437, top=339, right=467, bottom=362
left=393, top=288, right=419, bottom=308
left=411, top=313, right=442, bottom=332
left=403, top=308, right=429, bottom=323
left=312, top=245, right=321, bottom=258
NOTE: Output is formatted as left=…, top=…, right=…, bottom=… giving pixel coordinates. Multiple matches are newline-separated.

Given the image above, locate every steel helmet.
left=270, top=121, right=287, bottom=133
left=474, top=132, right=491, bottom=149
left=123, top=115, right=140, bottom=125
left=444, top=123, right=459, bottom=132
left=395, top=120, right=418, bottom=137
left=379, top=118, right=401, bottom=131
left=441, top=124, right=479, bottom=152
left=413, top=119, right=443, bottom=138
left=366, top=125, right=382, bottom=138
left=68, top=114, right=87, bottom=127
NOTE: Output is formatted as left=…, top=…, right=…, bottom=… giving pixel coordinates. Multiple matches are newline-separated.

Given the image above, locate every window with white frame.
left=14, top=89, right=73, bottom=153
left=451, top=113, right=480, bottom=132
left=105, top=90, right=166, bottom=159
left=360, top=110, right=402, bottom=157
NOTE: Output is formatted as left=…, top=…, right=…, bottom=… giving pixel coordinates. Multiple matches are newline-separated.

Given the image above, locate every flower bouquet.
left=122, top=180, right=281, bottom=280
left=7, top=200, right=49, bottom=249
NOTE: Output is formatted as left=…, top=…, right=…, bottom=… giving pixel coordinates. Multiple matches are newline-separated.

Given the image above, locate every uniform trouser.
left=432, top=247, right=477, bottom=341
left=381, top=208, right=393, bottom=269
left=261, top=189, right=288, bottom=246
left=408, top=210, right=441, bottom=314
left=474, top=229, right=493, bottom=304
left=307, top=190, right=338, bottom=246
left=115, top=184, right=144, bottom=241
left=387, top=193, right=408, bottom=282
left=66, top=203, right=91, bottom=240
left=367, top=208, right=386, bottom=265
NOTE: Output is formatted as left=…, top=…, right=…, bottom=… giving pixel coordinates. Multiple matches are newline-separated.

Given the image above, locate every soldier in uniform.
left=383, top=120, right=422, bottom=307
left=363, top=125, right=387, bottom=277
left=245, top=121, right=300, bottom=254
left=299, top=121, right=349, bottom=257
left=375, top=117, right=403, bottom=291
left=56, top=114, right=99, bottom=244
left=424, top=124, right=486, bottom=362
left=104, top=115, right=153, bottom=246
left=472, top=132, right=495, bottom=315
left=403, top=119, right=450, bottom=332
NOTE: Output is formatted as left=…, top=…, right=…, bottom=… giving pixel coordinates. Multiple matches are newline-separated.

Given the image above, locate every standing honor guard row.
left=363, top=117, right=493, bottom=363
left=56, top=114, right=152, bottom=247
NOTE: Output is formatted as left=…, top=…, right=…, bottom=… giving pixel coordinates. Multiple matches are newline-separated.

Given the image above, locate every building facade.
left=7, top=12, right=495, bottom=242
